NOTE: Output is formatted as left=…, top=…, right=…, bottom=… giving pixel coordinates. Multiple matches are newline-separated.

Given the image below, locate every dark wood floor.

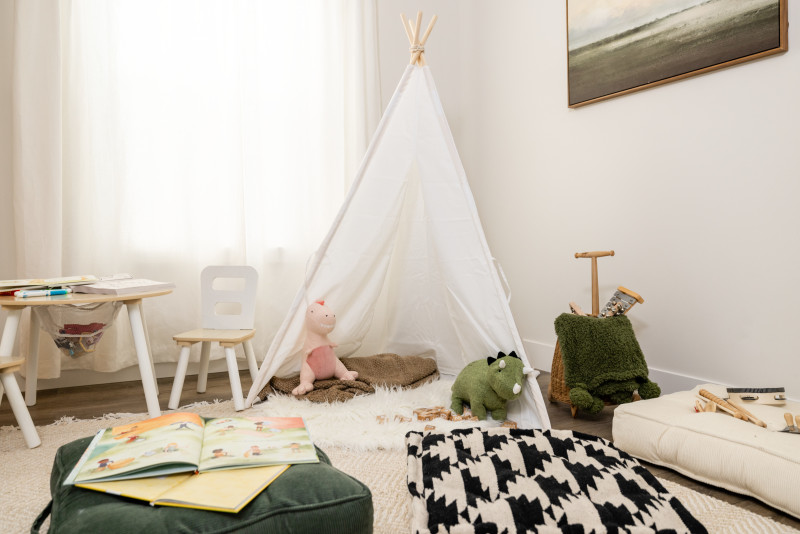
left=2, top=371, right=798, bottom=529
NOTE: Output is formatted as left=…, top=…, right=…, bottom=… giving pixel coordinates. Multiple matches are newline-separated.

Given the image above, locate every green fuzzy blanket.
left=554, top=313, right=659, bottom=412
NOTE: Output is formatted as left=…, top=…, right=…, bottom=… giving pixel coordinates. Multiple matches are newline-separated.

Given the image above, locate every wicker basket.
left=548, top=340, right=579, bottom=417
left=549, top=337, right=640, bottom=418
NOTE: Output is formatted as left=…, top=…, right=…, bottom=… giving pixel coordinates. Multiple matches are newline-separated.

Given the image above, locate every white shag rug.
left=253, top=377, right=499, bottom=451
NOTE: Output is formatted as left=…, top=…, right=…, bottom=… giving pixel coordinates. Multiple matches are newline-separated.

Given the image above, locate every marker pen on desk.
left=14, top=288, right=72, bottom=298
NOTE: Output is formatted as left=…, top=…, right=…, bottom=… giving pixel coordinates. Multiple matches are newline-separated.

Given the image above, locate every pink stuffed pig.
left=292, top=300, right=358, bottom=395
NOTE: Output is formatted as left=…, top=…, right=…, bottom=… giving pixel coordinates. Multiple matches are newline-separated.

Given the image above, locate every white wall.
left=378, top=1, right=800, bottom=396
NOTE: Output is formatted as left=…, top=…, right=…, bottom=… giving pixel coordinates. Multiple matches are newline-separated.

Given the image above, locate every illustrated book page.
left=64, top=413, right=317, bottom=484
left=198, top=416, right=319, bottom=471
left=64, top=412, right=206, bottom=485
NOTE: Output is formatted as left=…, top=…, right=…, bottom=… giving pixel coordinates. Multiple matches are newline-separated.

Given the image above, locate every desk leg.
left=26, top=310, right=41, bottom=406
left=126, top=300, right=162, bottom=418
left=138, top=302, right=158, bottom=389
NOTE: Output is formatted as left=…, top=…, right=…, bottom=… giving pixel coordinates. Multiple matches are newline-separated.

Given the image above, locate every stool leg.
left=244, top=339, right=258, bottom=382
left=224, top=346, right=244, bottom=411
left=0, top=370, right=41, bottom=448
left=0, top=309, right=23, bottom=412
left=197, top=342, right=211, bottom=393
left=168, top=345, right=192, bottom=410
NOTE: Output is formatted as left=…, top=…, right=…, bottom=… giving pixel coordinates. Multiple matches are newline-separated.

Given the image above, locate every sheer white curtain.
left=12, top=0, right=380, bottom=378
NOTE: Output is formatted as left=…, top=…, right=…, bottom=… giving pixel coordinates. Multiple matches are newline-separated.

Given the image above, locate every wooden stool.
left=0, top=356, right=41, bottom=448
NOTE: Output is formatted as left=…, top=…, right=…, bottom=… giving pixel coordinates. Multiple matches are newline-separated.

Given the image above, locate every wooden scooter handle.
left=575, top=251, right=615, bottom=315
left=575, top=251, right=615, bottom=259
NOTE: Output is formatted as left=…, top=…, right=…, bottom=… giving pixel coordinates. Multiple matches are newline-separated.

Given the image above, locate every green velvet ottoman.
left=34, top=436, right=373, bottom=533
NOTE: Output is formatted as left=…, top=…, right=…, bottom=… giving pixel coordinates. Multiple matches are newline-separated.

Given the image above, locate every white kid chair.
left=168, top=265, right=259, bottom=412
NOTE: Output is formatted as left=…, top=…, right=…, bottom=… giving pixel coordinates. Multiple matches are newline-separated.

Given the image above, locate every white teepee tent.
left=246, top=13, right=550, bottom=430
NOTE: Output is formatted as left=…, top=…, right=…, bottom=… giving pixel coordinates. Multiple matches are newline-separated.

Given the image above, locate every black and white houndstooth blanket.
left=406, top=427, right=706, bottom=534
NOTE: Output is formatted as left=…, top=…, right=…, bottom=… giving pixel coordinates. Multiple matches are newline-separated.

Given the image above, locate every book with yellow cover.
left=76, top=464, right=289, bottom=513
left=64, top=412, right=317, bottom=485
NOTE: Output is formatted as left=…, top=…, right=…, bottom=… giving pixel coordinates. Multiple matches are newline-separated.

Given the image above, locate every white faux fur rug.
left=252, top=377, right=498, bottom=451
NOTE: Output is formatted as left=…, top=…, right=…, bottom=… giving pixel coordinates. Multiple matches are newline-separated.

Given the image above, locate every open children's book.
left=64, top=412, right=318, bottom=512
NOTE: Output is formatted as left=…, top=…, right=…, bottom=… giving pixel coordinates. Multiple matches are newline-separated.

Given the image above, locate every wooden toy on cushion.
left=292, top=301, right=358, bottom=396
left=450, top=351, right=533, bottom=421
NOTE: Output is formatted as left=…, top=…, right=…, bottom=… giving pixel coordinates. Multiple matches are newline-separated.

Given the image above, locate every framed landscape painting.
left=567, top=0, right=788, bottom=108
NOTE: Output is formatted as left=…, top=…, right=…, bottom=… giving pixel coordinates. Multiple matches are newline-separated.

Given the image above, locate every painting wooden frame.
left=567, top=0, right=788, bottom=108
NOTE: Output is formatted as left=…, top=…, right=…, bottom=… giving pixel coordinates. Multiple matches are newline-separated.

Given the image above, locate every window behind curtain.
left=15, top=0, right=379, bottom=377
left=61, top=1, right=363, bottom=268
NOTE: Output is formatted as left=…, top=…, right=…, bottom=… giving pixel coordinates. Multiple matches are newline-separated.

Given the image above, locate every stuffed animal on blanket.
left=451, top=351, right=533, bottom=420
left=292, top=301, right=358, bottom=396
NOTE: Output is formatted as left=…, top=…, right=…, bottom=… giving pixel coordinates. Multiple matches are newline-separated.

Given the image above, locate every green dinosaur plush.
left=451, top=351, right=533, bottom=420
left=554, top=313, right=660, bottom=414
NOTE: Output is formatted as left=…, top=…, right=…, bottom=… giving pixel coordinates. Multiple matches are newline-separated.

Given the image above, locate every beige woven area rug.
left=1, top=379, right=797, bottom=534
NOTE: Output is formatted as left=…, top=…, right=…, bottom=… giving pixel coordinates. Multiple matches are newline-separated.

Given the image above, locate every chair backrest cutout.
left=200, top=265, right=258, bottom=330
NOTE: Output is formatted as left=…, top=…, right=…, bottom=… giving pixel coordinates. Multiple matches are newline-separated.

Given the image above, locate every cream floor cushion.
left=612, top=384, right=800, bottom=519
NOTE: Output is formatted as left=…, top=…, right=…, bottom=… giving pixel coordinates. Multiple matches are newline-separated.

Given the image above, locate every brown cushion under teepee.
left=260, top=353, right=439, bottom=403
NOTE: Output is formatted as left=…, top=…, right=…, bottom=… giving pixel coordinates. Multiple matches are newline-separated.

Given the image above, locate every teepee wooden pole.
left=420, top=15, right=438, bottom=44
left=415, top=15, right=437, bottom=66
left=401, top=13, right=413, bottom=44
left=404, top=12, right=437, bottom=66
left=413, top=11, right=423, bottom=45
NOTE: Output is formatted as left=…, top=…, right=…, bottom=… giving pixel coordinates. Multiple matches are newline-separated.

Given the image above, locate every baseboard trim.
left=28, top=359, right=235, bottom=391
left=521, top=338, right=556, bottom=373
left=522, top=338, right=743, bottom=397
left=646, top=367, right=708, bottom=395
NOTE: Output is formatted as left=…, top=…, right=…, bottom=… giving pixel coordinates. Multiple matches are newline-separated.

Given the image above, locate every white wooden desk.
left=0, top=289, right=172, bottom=448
